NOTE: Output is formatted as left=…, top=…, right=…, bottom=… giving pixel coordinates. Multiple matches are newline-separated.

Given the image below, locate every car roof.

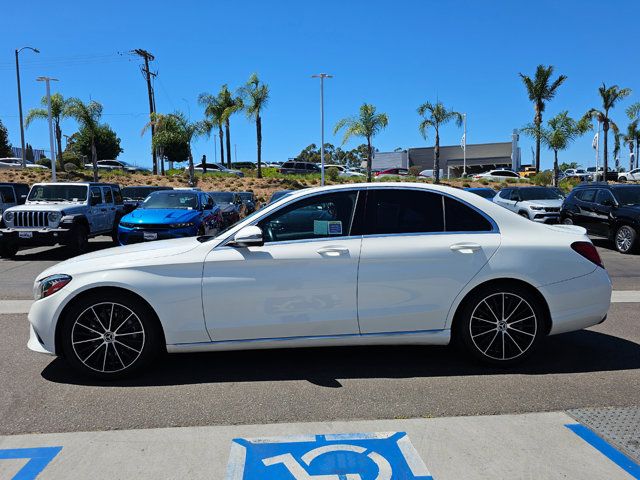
left=30, top=182, right=118, bottom=187
left=0, top=182, right=29, bottom=187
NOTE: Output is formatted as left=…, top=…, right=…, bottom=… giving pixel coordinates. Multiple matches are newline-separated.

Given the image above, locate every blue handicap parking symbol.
left=226, top=432, right=432, bottom=480
left=0, top=446, right=62, bottom=480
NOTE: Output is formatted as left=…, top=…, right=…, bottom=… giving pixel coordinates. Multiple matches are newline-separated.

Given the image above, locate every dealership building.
left=372, top=130, right=521, bottom=177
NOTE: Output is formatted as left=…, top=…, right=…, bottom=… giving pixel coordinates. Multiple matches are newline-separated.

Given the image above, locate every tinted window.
left=575, top=189, right=596, bottom=202
left=259, top=191, right=357, bottom=242
left=282, top=162, right=294, bottom=169
left=0, top=186, right=16, bottom=203
left=498, top=189, right=511, bottom=199
left=112, top=187, right=123, bottom=204
left=596, top=189, right=616, bottom=205
left=29, top=185, right=88, bottom=202
left=209, top=192, right=234, bottom=203
left=613, top=187, right=640, bottom=206
left=90, top=187, right=103, bottom=205
left=102, top=187, right=113, bottom=204
left=362, top=189, right=444, bottom=235
left=142, top=192, right=198, bottom=209
left=445, top=197, right=493, bottom=232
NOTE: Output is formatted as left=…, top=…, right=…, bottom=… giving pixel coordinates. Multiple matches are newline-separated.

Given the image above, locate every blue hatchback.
left=118, top=190, right=223, bottom=245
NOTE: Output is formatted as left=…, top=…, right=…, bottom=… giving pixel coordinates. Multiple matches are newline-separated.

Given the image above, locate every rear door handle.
left=317, top=246, right=349, bottom=257
left=450, top=242, right=482, bottom=254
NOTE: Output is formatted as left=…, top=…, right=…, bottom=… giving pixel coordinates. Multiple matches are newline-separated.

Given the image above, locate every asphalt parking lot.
left=0, top=238, right=639, bottom=436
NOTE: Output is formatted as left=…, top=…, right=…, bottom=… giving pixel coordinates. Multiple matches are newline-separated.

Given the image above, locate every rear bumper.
left=0, top=227, right=73, bottom=246
left=540, top=267, right=612, bottom=335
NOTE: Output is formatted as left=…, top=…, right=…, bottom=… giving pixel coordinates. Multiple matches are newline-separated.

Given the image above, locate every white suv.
left=493, top=186, right=564, bottom=223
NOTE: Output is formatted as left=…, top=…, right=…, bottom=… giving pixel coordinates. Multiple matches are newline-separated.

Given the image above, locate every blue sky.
left=1, top=0, right=639, bottom=170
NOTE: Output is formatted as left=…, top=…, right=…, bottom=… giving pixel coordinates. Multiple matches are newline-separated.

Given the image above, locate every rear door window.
left=360, top=189, right=444, bottom=235
left=576, top=189, right=596, bottom=202
left=444, top=197, right=493, bottom=232
left=102, top=187, right=113, bottom=204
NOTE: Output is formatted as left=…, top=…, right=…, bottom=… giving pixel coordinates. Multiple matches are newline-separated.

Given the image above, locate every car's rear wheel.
left=60, top=291, right=162, bottom=379
left=615, top=225, right=637, bottom=254
left=457, top=284, right=545, bottom=366
left=562, top=217, right=574, bottom=225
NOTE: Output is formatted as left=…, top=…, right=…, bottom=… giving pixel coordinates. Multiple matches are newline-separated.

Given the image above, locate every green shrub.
left=462, top=182, right=471, bottom=188
left=61, top=151, right=84, bottom=168
left=36, top=157, right=52, bottom=168
left=505, top=178, right=518, bottom=184
left=326, top=167, right=340, bottom=181
left=531, top=171, right=552, bottom=186
left=64, top=163, right=78, bottom=173
left=409, top=166, right=422, bottom=176
left=558, top=177, right=581, bottom=192
left=479, top=179, right=489, bottom=186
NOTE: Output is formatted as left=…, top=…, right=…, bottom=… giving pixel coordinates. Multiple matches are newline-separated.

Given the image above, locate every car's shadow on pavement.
left=41, top=329, right=640, bottom=388
left=13, top=240, right=115, bottom=262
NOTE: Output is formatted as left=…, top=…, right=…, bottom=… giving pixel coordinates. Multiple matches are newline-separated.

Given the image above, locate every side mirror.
left=227, top=225, right=263, bottom=247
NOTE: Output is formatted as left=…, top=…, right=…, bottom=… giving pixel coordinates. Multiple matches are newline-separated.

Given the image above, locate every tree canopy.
left=70, top=124, right=123, bottom=160
left=0, top=119, right=12, bottom=157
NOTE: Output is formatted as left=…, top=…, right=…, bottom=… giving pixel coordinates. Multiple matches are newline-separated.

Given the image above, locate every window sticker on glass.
left=314, top=220, right=342, bottom=236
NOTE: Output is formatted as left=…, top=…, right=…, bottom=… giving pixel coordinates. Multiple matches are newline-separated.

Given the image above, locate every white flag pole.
left=462, top=113, right=467, bottom=177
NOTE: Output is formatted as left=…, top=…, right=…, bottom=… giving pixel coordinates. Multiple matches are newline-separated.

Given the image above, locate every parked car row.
left=0, top=181, right=258, bottom=257
left=0, top=157, right=50, bottom=170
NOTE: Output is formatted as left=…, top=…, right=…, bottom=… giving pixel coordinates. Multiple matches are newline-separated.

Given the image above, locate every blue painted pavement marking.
left=566, top=424, right=640, bottom=479
left=226, top=431, right=432, bottom=480
left=0, top=446, right=62, bottom=480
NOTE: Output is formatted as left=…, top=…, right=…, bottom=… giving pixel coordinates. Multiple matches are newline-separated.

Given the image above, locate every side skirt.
left=166, top=329, right=451, bottom=353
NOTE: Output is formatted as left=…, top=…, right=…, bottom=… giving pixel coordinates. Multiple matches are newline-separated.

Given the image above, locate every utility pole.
left=131, top=49, right=157, bottom=174
left=15, top=47, right=40, bottom=167
left=312, top=73, right=333, bottom=186
left=36, top=76, right=59, bottom=182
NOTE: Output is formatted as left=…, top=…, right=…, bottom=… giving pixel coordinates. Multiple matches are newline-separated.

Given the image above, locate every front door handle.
left=450, top=242, right=482, bottom=254
left=317, top=246, right=349, bottom=257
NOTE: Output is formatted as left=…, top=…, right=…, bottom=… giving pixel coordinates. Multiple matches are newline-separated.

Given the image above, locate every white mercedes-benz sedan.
left=28, top=183, right=612, bottom=379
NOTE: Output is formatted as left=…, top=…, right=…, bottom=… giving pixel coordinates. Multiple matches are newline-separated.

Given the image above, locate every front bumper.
left=531, top=212, right=560, bottom=223
left=0, top=227, right=73, bottom=246
left=118, top=225, right=198, bottom=245
left=540, top=266, right=612, bottom=335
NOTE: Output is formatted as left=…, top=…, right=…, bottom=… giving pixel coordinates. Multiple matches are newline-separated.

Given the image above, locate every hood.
left=37, top=236, right=207, bottom=280
left=122, top=208, right=199, bottom=224
left=522, top=199, right=563, bottom=208
left=7, top=202, right=86, bottom=213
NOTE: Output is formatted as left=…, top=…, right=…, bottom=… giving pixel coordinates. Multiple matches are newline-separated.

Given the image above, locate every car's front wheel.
left=457, top=284, right=545, bottom=366
left=615, top=225, right=637, bottom=254
left=60, top=291, right=162, bottom=379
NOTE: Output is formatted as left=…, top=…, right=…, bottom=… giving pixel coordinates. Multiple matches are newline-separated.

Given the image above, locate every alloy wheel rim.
left=71, top=302, right=145, bottom=373
left=469, top=293, right=537, bottom=361
left=616, top=227, right=633, bottom=252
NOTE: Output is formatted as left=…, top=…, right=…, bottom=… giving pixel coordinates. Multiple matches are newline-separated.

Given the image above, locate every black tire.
left=0, top=242, right=19, bottom=258
left=59, top=290, right=162, bottom=380
left=619, top=176, right=627, bottom=183
left=456, top=283, right=546, bottom=366
left=111, top=217, right=122, bottom=244
left=197, top=225, right=206, bottom=236
left=614, top=225, right=637, bottom=254
left=67, top=225, right=88, bottom=256
left=562, top=217, right=574, bottom=225
left=518, top=211, right=529, bottom=219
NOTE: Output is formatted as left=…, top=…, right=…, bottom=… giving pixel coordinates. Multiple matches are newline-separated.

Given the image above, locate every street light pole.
left=15, top=46, right=40, bottom=167
left=462, top=113, right=467, bottom=177
left=36, top=76, right=58, bottom=182
left=214, top=134, right=217, bottom=163
left=312, top=73, right=333, bottom=186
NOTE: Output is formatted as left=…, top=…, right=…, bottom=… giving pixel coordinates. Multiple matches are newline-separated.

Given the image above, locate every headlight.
left=34, top=274, right=72, bottom=300
left=48, top=211, right=61, bottom=223
left=530, top=206, right=544, bottom=211
left=4, top=211, right=14, bottom=222
left=169, top=222, right=195, bottom=228
left=120, top=222, right=135, bottom=228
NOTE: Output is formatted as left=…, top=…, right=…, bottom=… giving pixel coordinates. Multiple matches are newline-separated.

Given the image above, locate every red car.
left=375, top=168, right=410, bottom=178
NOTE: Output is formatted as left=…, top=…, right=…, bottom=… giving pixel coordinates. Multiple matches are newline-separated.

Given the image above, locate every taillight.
left=571, top=241, right=604, bottom=268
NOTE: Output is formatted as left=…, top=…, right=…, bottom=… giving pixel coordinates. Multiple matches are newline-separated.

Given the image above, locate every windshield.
left=269, top=191, right=292, bottom=203
left=208, top=192, right=233, bottom=203
left=519, top=188, right=563, bottom=201
left=122, top=187, right=168, bottom=200
left=142, top=192, right=198, bottom=209
left=614, top=187, right=640, bottom=206
left=28, top=185, right=88, bottom=202
left=238, top=192, right=254, bottom=201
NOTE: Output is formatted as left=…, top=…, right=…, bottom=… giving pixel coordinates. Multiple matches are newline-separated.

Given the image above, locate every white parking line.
left=0, top=290, right=639, bottom=315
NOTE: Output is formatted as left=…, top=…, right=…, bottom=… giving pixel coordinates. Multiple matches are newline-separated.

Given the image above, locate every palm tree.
left=584, top=83, right=632, bottom=179
left=217, top=85, right=243, bottom=168
left=238, top=73, right=270, bottom=178
left=417, top=101, right=463, bottom=184
left=25, top=93, right=70, bottom=168
left=627, top=103, right=640, bottom=169
left=334, top=103, right=389, bottom=182
left=64, top=98, right=103, bottom=181
left=618, top=121, right=639, bottom=171
left=522, top=111, right=590, bottom=186
left=198, top=93, right=226, bottom=165
left=144, top=112, right=206, bottom=186
left=519, top=65, right=567, bottom=172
